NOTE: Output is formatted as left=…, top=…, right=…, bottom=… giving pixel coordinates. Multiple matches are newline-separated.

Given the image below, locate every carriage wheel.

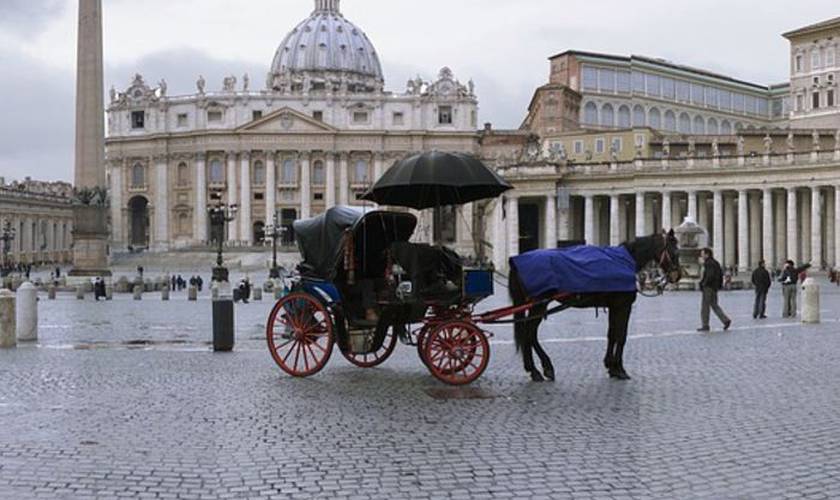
left=416, top=325, right=433, bottom=368
left=423, top=321, right=490, bottom=386
left=266, top=293, right=334, bottom=377
left=341, top=325, right=399, bottom=368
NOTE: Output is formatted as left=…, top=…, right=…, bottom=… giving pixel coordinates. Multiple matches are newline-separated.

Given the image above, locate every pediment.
left=237, top=107, right=337, bottom=133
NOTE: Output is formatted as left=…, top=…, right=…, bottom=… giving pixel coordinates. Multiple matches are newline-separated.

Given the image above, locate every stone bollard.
left=16, top=282, right=37, bottom=342
left=47, top=285, right=57, bottom=300
left=212, top=281, right=235, bottom=352
left=161, top=287, right=170, bottom=301
left=133, top=285, right=143, bottom=301
left=188, top=285, right=198, bottom=301
left=105, top=284, right=113, bottom=301
left=252, top=287, right=262, bottom=301
left=76, top=286, right=85, bottom=300
left=211, top=283, right=220, bottom=301
left=801, top=277, right=820, bottom=324
left=0, top=290, right=16, bottom=348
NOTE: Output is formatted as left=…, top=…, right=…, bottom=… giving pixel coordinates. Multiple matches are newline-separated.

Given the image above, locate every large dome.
left=268, top=0, right=384, bottom=92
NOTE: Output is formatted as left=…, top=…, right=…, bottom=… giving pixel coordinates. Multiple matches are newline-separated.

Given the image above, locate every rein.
left=637, top=238, right=674, bottom=299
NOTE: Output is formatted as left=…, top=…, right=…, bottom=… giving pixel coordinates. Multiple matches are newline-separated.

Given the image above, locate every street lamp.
left=0, top=220, right=16, bottom=277
left=207, top=193, right=239, bottom=283
left=264, top=211, right=287, bottom=279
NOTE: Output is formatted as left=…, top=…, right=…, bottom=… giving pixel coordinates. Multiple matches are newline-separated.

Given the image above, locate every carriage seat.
left=388, top=242, right=462, bottom=304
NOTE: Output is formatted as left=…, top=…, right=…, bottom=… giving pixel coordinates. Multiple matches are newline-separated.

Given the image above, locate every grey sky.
left=0, top=0, right=836, bottom=182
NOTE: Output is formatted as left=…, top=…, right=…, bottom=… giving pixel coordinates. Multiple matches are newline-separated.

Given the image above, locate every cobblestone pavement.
left=1, top=283, right=840, bottom=499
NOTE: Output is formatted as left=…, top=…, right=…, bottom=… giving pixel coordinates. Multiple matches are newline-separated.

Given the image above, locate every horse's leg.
left=613, top=302, right=633, bottom=380
left=605, top=305, right=617, bottom=375
left=524, top=310, right=544, bottom=382
left=511, top=272, right=541, bottom=381
left=530, top=304, right=554, bottom=381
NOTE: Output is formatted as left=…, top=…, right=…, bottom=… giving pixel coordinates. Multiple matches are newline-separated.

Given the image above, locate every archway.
left=128, top=196, right=150, bottom=248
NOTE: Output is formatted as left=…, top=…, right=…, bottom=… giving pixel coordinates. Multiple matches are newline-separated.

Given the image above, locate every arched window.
left=664, top=110, right=676, bottom=132
left=318, top=43, right=328, bottom=67
left=648, top=107, right=661, bottom=129
left=312, top=160, right=325, bottom=186
left=720, top=120, right=732, bottom=135
left=583, top=102, right=598, bottom=126
left=734, top=122, right=744, bottom=131
left=209, top=159, right=224, bottom=184
left=353, top=159, right=369, bottom=184
left=707, top=117, right=719, bottom=135
left=131, top=163, right=145, bottom=187
left=617, top=105, right=631, bottom=128
left=177, top=162, right=189, bottom=187
left=678, top=112, right=691, bottom=133
left=600, top=103, right=614, bottom=127
left=693, top=115, right=706, bottom=134
left=281, top=159, right=297, bottom=184
left=253, top=161, right=265, bottom=186
left=632, top=105, right=646, bottom=127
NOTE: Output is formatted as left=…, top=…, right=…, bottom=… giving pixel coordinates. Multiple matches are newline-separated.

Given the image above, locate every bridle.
left=638, top=235, right=680, bottom=298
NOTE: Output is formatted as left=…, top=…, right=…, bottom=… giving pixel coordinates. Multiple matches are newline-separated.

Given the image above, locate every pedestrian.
left=697, top=248, right=732, bottom=332
left=779, top=260, right=799, bottom=318
left=751, top=260, right=771, bottom=319
left=55, top=266, right=60, bottom=278
left=196, top=276, right=203, bottom=292
left=171, top=275, right=177, bottom=291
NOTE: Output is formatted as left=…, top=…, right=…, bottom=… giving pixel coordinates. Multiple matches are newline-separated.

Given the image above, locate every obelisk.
left=70, top=0, right=111, bottom=277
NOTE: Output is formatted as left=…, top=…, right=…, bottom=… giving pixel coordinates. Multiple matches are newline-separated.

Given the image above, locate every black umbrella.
left=361, top=151, right=512, bottom=209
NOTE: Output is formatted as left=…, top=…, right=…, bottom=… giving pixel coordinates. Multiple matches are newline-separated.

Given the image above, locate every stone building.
left=785, top=16, right=840, bottom=128
left=105, top=0, right=478, bottom=254
left=0, top=178, right=74, bottom=266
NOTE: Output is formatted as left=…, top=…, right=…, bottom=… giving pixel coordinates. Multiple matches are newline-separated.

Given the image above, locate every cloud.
left=0, top=0, right=66, bottom=35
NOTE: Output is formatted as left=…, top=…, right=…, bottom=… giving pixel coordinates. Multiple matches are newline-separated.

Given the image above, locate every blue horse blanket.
left=510, top=246, right=637, bottom=297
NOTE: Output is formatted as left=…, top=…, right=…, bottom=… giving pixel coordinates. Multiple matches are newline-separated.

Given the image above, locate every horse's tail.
left=508, top=267, right=527, bottom=354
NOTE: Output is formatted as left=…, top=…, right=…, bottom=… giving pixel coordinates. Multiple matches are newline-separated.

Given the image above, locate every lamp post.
left=264, top=211, right=287, bottom=279
left=207, top=193, right=238, bottom=283
left=0, top=220, right=16, bottom=278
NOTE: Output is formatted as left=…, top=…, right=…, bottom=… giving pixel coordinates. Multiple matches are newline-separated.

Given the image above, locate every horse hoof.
left=543, top=369, right=555, bottom=382
left=530, top=371, right=545, bottom=382
left=616, top=370, right=632, bottom=381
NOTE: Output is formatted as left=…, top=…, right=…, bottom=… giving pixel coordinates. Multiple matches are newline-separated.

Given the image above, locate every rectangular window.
left=352, top=111, right=368, bottom=124
left=772, top=98, right=784, bottom=117
left=719, top=90, right=732, bottom=110
left=392, top=112, right=404, bottom=125
left=598, top=68, right=615, bottom=92
left=828, top=49, right=836, bottom=68
left=611, top=138, right=622, bottom=153
left=796, top=55, right=803, bottom=73
left=812, top=51, right=821, bottom=70
left=595, top=138, right=605, bottom=154
left=813, top=92, right=821, bottom=109
left=661, top=77, right=675, bottom=99
left=573, top=140, right=583, bottom=154
left=254, top=192, right=264, bottom=201
left=676, top=80, right=690, bottom=102
left=252, top=110, right=263, bottom=121
left=705, top=87, right=717, bottom=108
left=582, top=66, right=598, bottom=90
left=796, top=94, right=804, bottom=111
left=690, top=83, right=704, bottom=106
left=828, top=90, right=835, bottom=107
left=646, top=73, right=660, bottom=97
left=616, top=71, right=631, bottom=93
left=634, top=134, right=645, bottom=147
left=207, top=110, right=223, bottom=122
left=131, top=111, right=145, bottom=129
left=438, top=105, right=453, bottom=124
left=745, top=95, right=757, bottom=115
left=757, top=98, right=769, bottom=117
left=632, top=71, right=645, bottom=93
left=312, top=111, right=323, bottom=122
left=314, top=193, right=324, bottom=201
left=732, top=93, right=745, bottom=113
left=176, top=113, right=188, bottom=127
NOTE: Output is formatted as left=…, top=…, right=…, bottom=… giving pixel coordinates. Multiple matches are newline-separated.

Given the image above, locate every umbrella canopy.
left=361, top=151, right=512, bottom=209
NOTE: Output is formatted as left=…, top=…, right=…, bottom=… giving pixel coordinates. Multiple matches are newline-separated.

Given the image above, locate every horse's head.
left=655, top=229, right=681, bottom=284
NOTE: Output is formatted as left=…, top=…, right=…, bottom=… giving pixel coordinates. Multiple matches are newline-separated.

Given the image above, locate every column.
left=812, top=186, right=822, bottom=268
left=713, top=190, right=724, bottom=261
left=154, top=155, right=169, bottom=251
left=239, top=152, right=252, bottom=244
left=300, top=152, right=311, bottom=220
left=374, top=152, right=385, bottom=183
left=265, top=151, right=277, bottom=223
left=557, top=192, right=570, bottom=242
left=584, top=195, right=595, bottom=244
left=545, top=194, right=557, bottom=249
left=827, top=188, right=836, bottom=268
left=507, top=196, right=519, bottom=258
left=801, top=191, right=812, bottom=264
left=492, top=199, right=505, bottom=270
left=609, top=195, right=620, bottom=246
left=110, top=161, right=123, bottom=246
left=194, top=153, right=207, bottom=243
left=338, top=153, right=349, bottom=206
left=737, top=190, right=749, bottom=272
left=762, top=189, right=774, bottom=267
left=635, top=192, right=646, bottom=237
left=835, top=186, right=840, bottom=269
left=749, top=193, right=762, bottom=266
left=724, top=193, right=736, bottom=268
left=661, top=191, right=672, bottom=231
left=687, top=190, right=698, bottom=223
left=226, top=151, right=238, bottom=242
left=787, top=189, right=798, bottom=263
left=325, top=154, right=337, bottom=209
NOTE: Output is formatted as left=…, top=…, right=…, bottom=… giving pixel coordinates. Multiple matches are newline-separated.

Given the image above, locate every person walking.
left=751, top=260, right=771, bottom=319
left=780, top=260, right=799, bottom=318
left=697, top=248, right=732, bottom=332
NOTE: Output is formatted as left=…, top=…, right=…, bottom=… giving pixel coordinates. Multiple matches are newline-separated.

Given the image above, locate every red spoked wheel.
left=341, top=325, right=399, bottom=368
left=423, top=321, right=490, bottom=385
left=266, top=293, right=334, bottom=377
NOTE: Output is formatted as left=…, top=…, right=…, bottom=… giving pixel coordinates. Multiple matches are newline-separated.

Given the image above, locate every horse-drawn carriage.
left=265, top=206, right=496, bottom=385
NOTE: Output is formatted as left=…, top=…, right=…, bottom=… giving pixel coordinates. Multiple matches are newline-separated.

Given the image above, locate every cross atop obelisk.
left=70, top=0, right=111, bottom=278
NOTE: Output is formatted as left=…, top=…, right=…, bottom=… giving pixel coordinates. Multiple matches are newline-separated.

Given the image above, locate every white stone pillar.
left=762, top=189, right=774, bottom=267
left=713, top=190, right=724, bottom=261
left=194, top=153, right=207, bottom=244
left=609, top=194, right=621, bottom=246
left=827, top=188, right=836, bottom=269
left=153, top=155, right=169, bottom=251
left=545, top=195, right=557, bottom=249
left=265, top=151, right=276, bottom=225
left=226, top=151, right=238, bottom=242
left=812, top=186, right=822, bottom=269
left=300, top=152, right=311, bottom=220
left=787, top=189, right=798, bottom=263
left=749, top=193, right=762, bottom=266
left=584, top=195, right=595, bottom=245
left=338, top=153, right=349, bottom=206
left=239, top=151, right=252, bottom=244
left=738, top=190, right=749, bottom=272
left=325, top=154, right=337, bottom=209
left=507, top=196, right=519, bottom=257
left=687, top=191, right=698, bottom=223
left=835, top=186, right=840, bottom=269
left=635, top=192, right=646, bottom=237
left=110, top=160, right=123, bottom=246
left=661, top=191, right=672, bottom=231
left=374, top=152, right=385, bottom=183
left=724, top=194, right=736, bottom=268
left=802, top=190, right=812, bottom=264
left=491, top=199, right=505, bottom=270
left=557, top=189, right=570, bottom=242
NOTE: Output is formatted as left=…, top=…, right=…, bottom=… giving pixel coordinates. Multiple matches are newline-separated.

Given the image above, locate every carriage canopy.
left=293, top=206, right=417, bottom=280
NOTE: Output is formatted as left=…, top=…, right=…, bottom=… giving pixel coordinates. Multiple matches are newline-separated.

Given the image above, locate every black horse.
left=509, top=231, right=682, bottom=382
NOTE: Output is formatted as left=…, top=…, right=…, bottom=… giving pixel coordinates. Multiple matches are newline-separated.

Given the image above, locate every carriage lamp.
left=207, top=198, right=239, bottom=283
left=1, top=220, right=16, bottom=276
